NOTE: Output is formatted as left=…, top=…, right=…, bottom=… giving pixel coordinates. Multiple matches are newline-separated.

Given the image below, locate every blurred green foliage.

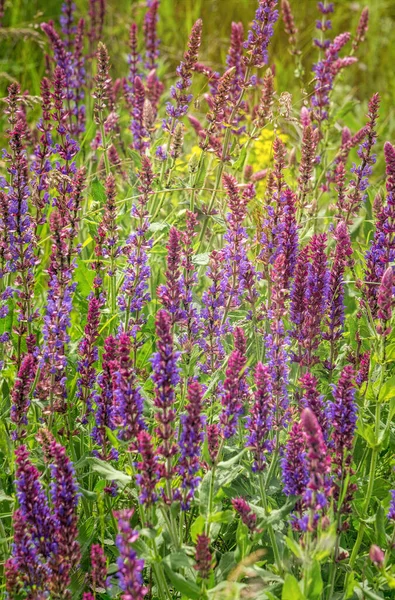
left=0, top=0, right=394, bottom=151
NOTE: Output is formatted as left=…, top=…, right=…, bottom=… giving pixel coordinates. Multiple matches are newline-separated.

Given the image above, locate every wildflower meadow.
left=0, top=0, right=395, bottom=598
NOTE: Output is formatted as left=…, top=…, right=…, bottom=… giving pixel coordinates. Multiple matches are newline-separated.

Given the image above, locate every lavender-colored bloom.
left=232, top=497, right=258, bottom=533
left=119, top=158, right=153, bottom=336
left=5, top=509, right=50, bottom=598
left=135, top=430, right=160, bottom=506
left=246, top=362, right=274, bottom=472
left=343, top=93, right=379, bottom=224
left=206, top=423, right=220, bottom=464
left=88, top=0, right=106, bottom=53
left=92, top=335, right=118, bottom=460
left=243, top=0, right=278, bottom=68
left=219, top=347, right=248, bottom=439
left=299, top=372, right=328, bottom=440
left=324, top=221, right=352, bottom=351
left=31, top=77, right=54, bottom=223
left=151, top=310, right=180, bottom=485
left=388, top=490, right=395, bottom=521
left=77, top=296, right=101, bottom=413
left=314, top=1, right=334, bottom=49
left=364, top=138, right=395, bottom=317
left=353, top=7, right=369, bottom=51
left=291, top=235, right=330, bottom=365
left=298, top=125, right=319, bottom=209
left=94, top=173, right=119, bottom=291
left=14, top=445, right=55, bottom=559
left=198, top=250, right=229, bottom=374
left=194, top=534, right=212, bottom=581
left=130, top=76, right=149, bottom=152
left=311, top=32, right=356, bottom=123
left=177, top=380, right=205, bottom=509
left=328, top=365, right=357, bottom=522
left=376, top=266, right=394, bottom=336
left=221, top=173, right=257, bottom=308
left=369, top=544, right=385, bottom=567
left=38, top=265, right=75, bottom=412
left=157, top=227, right=184, bottom=322
left=226, top=22, right=245, bottom=104
left=300, top=408, right=331, bottom=531
left=115, top=333, right=146, bottom=444
left=10, top=354, right=36, bottom=438
left=165, top=19, right=202, bottom=127
left=266, top=254, right=290, bottom=428
left=144, top=0, right=160, bottom=70
left=60, top=1, right=77, bottom=49
left=90, top=544, right=107, bottom=592
left=115, top=509, right=148, bottom=600
left=282, top=421, right=309, bottom=498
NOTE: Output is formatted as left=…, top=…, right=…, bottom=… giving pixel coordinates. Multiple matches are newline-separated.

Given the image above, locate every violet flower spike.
left=243, top=0, right=279, bottom=68
left=115, top=509, right=148, bottom=600
left=177, top=379, right=205, bottom=509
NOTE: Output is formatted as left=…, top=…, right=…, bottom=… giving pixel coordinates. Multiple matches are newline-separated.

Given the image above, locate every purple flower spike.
left=115, top=333, right=146, bottom=444
left=219, top=346, right=248, bottom=439
left=151, top=310, right=180, bottom=488
left=135, top=430, right=160, bottom=507
left=246, top=362, right=274, bottom=472
left=232, top=497, right=258, bottom=533
left=243, top=0, right=279, bottom=68
left=194, top=534, right=212, bottom=581
left=177, top=379, right=205, bottom=509
left=115, top=509, right=147, bottom=600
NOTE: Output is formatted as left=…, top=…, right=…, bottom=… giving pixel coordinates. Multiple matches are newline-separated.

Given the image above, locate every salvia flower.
left=10, top=354, right=36, bottom=439
left=135, top=430, right=160, bottom=507
left=232, top=497, right=258, bottom=533
left=157, top=227, right=184, bottom=323
left=243, top=0, right=279, bottom=68
left=115, top=333, right=146, bottom=444
left=77, top=296, right=101, bottom=413
left=281, top=0, right=299, bottom=53
left=151, top=310, right=180, bottom=484
left=92, top=335, right=118, bottom=460
left=300, top=408, right=331, bottom=531
left=311, top=32, right=356, bottom=123
left=143, top=0, right=160, bottom=70
left=206, top=423, right=220, bottom=465
left=353, top=7, right=369, bottom=51
left=388, top=490, right=395, bottom=521
left=176, top=379, right=205, bottom=509
left=376, top=266, right=394, bottom=336
left=119, top=158, right=153, bottom=336
left=328, top=365, right=357, bottom=522
left=369, top=545, right=384, bottom=567
left=282, top=420, right=309, bottom=498
left=246, top=362, right=274, bottom=472
left=115, top=510, right=147, bottom=600
left=14, top=445, right=55, bottom=559
left=165, top=19, right=202, bottom=128
left=299, top=372, right=328, bottom=438
left=298, top=124, right=319, bottom=209
left=90, top=544, right=107, bottom=593
left=194, top=534, right=212, bottom=581
left=219, top=346, right=248, bottom=439
left=323, top=221, right=352, bottom=354
left=364, top=139, right=395, bottom=316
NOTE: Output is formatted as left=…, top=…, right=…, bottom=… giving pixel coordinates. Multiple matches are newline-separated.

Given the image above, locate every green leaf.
left=91, top=178, right=107, bottom=203
left=190, top=515, right=205, bottom=542
left=285, top=536, right=304, bottom=560
left=163, top=563, right=201, bottom=600
left=209, top=510, right=234, bottom=524
left=306, top=561, right=323, bottom=600
left=378, top=374, right=395, bottom=402
left=164, top=551, right=193, bottom=570
left=232, top=145, right=247, bottom=172
left=74, top=258, right=96, bottom=297
left=282, top=574, right=305, bottom=600
left=87, top=457, right=132, bottom=485
left=217, top=448, right=247, bottom=469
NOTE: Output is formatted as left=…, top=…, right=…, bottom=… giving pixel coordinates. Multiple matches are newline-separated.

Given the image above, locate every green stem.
left=259, top=473, right=282, bottom=574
